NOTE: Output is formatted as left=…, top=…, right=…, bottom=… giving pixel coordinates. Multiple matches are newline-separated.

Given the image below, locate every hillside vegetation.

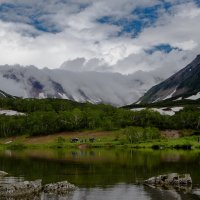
left=0, top=98, right=200, bottom=138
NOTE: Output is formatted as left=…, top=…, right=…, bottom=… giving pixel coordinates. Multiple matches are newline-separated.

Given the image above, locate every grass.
left=126, top=136, right=200, bottom=149
left=0, top=131, right=122, bottom=150
left=0, top=130, right=200, bottom=150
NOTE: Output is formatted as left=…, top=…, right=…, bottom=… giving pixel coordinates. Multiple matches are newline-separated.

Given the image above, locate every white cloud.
left=0, top=0, right=199, bottom=76
left=137, top=2, right=200, bottom=49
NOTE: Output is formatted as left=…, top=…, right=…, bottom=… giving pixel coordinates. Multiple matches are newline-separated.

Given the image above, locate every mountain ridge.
left=0, top=65, right=163, bottom=106
left=139, top=55, right=200, bottom=103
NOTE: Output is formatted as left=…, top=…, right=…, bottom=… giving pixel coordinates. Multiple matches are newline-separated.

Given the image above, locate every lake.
left=0, top=149, right=200, bottom=200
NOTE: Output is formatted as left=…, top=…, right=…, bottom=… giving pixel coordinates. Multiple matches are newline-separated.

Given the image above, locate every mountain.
left=0, top=89, right=12, bottom=98
left=139, top=55, right=200, bottom=103
left=0, top=65, right=163, bottom=106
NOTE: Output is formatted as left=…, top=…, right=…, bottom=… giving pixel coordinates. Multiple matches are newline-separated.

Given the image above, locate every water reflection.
left=42, top=185, right=200, bottom=200
left=69, top=185, right=149, bottom=200
left=0, top=149, right=200, bottom=200
left=144, top=186, right=200, bottom=200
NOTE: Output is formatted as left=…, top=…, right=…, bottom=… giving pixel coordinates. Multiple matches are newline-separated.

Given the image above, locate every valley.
left=0, top=97, right=200, bottom=151
left=1, top=1, right=200, bottom=199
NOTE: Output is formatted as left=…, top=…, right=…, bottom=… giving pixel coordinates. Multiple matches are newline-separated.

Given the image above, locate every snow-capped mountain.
left=139, top=54, right=200, bottom=103
left=0, top=65, right=164, bottom=106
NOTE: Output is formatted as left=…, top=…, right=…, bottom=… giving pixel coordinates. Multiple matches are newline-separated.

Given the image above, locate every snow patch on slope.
left=0, top=110, right=25, bottom=116
left=173, top=97, right=182, bottom=101
left=0, top=91, right=6, bottom=97
left=38, top=93, right=46, bottom=99
left=58, top=93, right=69, bottom=99
left=152, top=98, right=160, bottom=103
left=186, top=92, right=200, bottom=100
left=131, top=107, right=183, bottom=116
left=163, top=88, right=177, bottom=100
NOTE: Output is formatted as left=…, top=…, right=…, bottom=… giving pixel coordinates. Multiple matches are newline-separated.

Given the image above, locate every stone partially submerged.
left=0, top=171, right=8, bottom=177
left=0, top=170, right=77, bottom=198
left=43, top=181, right=77, bottom=195
left=144, top=173, right=192, bottom=192
left=0, top=180, right=42, bottom=198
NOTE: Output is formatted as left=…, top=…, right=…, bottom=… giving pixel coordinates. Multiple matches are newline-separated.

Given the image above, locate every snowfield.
left=173, top=97, right=182, bottom=101
left=0, top=110, right=25, bottom=116
left=131, top=107, right=184, bottom=116
left=186, top=92, right=200, bottom=100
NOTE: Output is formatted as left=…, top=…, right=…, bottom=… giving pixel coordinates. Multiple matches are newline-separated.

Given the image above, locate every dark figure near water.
left=70, top=138, right=79, bottom=143
left=89, top=138, right=95, bottom=143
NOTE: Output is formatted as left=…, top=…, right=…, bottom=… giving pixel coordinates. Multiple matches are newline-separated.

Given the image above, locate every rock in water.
left=144, top=173, right=192, bottom=192
left=43, top=181, right=77, bottom=194
left=0, top=180, right=42, bottom=197
left=0, top=171, right=8, bottom=177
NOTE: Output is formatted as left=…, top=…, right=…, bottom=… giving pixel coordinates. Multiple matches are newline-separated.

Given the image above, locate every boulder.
left=0, top=194, right=41, bottom=200
left=43, top=181, right=77, bottom=194
left=0, top=171, right=8, bottom=177
left=0, top=178, right=77, bottom=198
left=0, top=180, right=42, bottom=197
left=144, top=173, right=192, bottom=191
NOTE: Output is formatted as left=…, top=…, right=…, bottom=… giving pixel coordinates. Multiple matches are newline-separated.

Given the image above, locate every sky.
left=0, top=0, right=200, bottom=74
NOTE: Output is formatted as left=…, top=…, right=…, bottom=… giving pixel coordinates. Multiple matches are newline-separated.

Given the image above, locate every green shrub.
left=122, top=126, right=160, bottom=144
left=144, top=127, right=160, bottom=140
left=55, top=137, right=66, bottom=148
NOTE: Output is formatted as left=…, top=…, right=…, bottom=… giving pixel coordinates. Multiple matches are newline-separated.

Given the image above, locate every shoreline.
left=0, top=131, right=200, bottom=150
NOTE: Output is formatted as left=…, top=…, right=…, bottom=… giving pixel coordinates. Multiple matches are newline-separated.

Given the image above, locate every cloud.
left=0, top=0, right=199, bottom=76
left=137, top=2, right=200, bottom=49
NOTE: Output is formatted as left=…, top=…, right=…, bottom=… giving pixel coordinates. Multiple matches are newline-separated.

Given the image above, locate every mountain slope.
left=0, top=65, right=163, bottom=106
left=139, top=55, right=200, bottom=103
left=0, top=89, right=12, bottom=98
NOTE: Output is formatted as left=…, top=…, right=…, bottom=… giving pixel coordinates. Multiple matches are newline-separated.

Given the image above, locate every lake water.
left=0, top=149, right=200, bottom=200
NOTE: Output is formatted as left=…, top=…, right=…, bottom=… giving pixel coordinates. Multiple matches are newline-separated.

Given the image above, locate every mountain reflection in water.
left=0, top=149, right=200, bottom=200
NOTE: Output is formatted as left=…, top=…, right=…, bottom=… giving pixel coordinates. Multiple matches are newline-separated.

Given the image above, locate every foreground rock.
left=144, top=173, right=192, bottom=192
left=43, top=181, right=77, bottom=195
left=0, top=180, right=42, bottom=197
left=0, top=170, right=77, bottom=198
left=1, top=194, right=41, bottom=200
left=0, top=171, right=8, bottom=177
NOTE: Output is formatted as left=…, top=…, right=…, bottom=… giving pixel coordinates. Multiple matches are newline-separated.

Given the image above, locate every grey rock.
left=43, top=181, right=77, bottom=194
left=0, top=179, right=42, bottom=197
left=0, top=194, right=41, bottom=200
left=0, top=171, right=8, bottom=177
left=144, top=173, right=192, bottom=192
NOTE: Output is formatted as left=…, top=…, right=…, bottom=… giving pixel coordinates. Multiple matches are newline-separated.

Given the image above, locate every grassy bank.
left=0, top=130, right=200, bottom=150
